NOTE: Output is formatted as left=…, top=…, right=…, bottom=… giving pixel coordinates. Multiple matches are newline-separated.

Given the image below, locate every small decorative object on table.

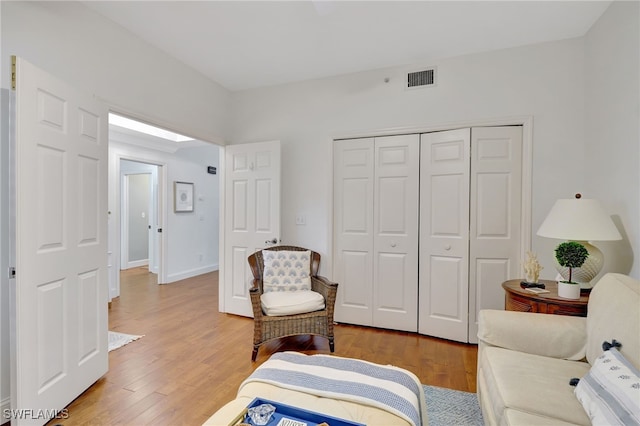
left=521, top=251, right=545, bottom=289
left=248, top=404, right=276, bottom=425
left=555, top=241, right=588, bottom=300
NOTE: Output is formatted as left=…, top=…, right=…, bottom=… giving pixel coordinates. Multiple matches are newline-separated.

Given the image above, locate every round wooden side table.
left=502, top=279, right=589, bottom=317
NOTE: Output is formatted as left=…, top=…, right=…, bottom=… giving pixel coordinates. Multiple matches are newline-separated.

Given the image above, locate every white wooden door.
left=334, top=136, right=419, bottom=330
left=12, top=57, right=108, bottom=425
left=419, top=129, right=471, bottom=342
left=223, top=141, right=280, bottom=317
left=333, top=138, right=375, bottom=326
left=373, top=135, right=419, bottom=331
left=468, top=126, right=522, bottom=343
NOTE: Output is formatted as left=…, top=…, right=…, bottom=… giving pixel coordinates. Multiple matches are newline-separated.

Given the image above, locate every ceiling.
left=83, top=1, right=611, bottom=92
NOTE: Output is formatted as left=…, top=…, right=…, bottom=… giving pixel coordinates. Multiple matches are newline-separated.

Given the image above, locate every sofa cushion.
left=480, top=346, right=591, bottom=425
left=586, top=273, right=640, bottom=369
left=260, top=290, right=325, bottom=316
left=262, top=250, right=312, bottom=292
left=502, top=409, right=582, bottom=426
left=575, top=347, right=640, bottom=425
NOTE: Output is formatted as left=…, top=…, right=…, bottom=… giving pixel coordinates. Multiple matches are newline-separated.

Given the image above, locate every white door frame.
left=109, top=153, right=167, bottom=297
left=120, top=172, right=152, bottom=270
left=218, top=146, right=227, bottom=313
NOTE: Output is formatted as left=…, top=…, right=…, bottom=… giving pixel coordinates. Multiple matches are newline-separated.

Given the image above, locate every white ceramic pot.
left=558, top=281, right=581, bottom=299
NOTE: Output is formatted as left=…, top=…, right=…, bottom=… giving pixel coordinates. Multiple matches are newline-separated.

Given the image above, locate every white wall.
left=230, top=37, right=589, bottom=278
left=165, top=144, right=221, bottom=281
left=584, top=1, right=639, bottom=278
left=1, top=1, right=231, bottom=143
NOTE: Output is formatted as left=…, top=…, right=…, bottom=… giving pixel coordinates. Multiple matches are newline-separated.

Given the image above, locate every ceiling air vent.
left=406, top=67, right=436, bottom=89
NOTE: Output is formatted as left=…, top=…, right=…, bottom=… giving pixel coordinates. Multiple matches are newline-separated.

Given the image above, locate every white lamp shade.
left=537, top=198, right=622, bottom=241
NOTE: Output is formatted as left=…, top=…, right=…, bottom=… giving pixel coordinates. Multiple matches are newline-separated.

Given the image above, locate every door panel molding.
left=222, top=141, right=281, bottom=317
left=12, top=56, right=108, bottom=425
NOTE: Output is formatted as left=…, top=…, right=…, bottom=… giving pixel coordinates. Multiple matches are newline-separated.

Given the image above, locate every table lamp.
left=536, top=194, right=621, bottom=289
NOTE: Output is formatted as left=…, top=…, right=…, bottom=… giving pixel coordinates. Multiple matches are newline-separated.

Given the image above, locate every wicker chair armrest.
left=249, top=278, right=263, bottom=293
left=249, top=279, right=264, bottom=318
left=311, top=276, right=338, bottom=303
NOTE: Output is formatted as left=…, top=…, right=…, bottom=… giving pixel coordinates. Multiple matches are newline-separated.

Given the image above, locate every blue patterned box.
left=241, top=397, right=365, bottom=426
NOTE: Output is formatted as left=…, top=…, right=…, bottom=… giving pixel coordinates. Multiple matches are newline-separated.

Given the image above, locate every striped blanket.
left=240, top=352, right=427, bottom=426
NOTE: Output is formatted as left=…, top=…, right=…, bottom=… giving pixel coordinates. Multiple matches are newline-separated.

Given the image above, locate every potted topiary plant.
left=555, top=241, right=589, bottom=299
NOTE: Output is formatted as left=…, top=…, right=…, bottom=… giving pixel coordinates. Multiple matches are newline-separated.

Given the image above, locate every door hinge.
left=11, top=56, right=16, bottom=90
left=8, top=267, right=16, bottom=279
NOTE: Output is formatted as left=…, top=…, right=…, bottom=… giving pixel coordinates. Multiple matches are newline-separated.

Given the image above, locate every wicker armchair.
left=248, top=245, right=338, bottom=361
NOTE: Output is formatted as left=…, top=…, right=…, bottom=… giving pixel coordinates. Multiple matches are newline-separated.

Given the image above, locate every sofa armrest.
left=478, top=309, right=587, bottom=360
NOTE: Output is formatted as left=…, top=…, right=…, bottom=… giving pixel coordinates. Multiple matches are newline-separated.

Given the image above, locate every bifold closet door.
left=468, top=126, right=522, bottom=343
left=418, top=129, right=471, bottom=342
left=333, top=138, right=375, bottom=327
left=372, top=135, right=419, bottom=331
left=334, top=135, right=419, bottom=331
left=419, top=126, right=523, bottom=343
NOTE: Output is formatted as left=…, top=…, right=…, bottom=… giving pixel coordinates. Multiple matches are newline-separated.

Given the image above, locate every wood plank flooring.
left=49, top=267, right=478, bottom=425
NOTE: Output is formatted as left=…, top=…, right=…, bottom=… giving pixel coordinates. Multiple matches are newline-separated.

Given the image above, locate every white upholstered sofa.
left=477, top=273, right=640, bottom=425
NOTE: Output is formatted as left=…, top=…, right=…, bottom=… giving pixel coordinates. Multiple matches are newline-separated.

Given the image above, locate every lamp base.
left=553, top=241, right=603, bottom=289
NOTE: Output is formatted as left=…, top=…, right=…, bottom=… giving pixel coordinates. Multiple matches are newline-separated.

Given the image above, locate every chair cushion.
left=261, top=291, right=325, bottom=316
left=262, top=250, right=312, bottom=292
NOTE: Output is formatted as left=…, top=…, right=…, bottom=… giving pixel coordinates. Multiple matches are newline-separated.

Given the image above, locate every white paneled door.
left=12, top=57, right=109, bottom=425
left=333, top=138, right=375, bottom=326
left=223, top=141, right=281, bottom=317
left=373, top=135, right=419, bottom=331
left=468, top=126, right=522, bottom=343
left=419, top=126, right=522, bottom=343
left=419, top=129, right=471, bottom=342
left=334, top=135, right=419, bottom=332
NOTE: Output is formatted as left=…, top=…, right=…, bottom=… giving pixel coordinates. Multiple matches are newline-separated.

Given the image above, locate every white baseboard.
left=164, top=263, right=218, bottom=284
left=123, top=259, right=149, bottom=269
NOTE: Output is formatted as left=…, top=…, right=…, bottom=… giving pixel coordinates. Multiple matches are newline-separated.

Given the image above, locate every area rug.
left=424, top=385, right=484, bottom=426
left=108, top=331, right=143, bottom=352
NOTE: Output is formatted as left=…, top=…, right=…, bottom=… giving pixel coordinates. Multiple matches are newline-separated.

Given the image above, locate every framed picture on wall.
left=174, top=181, right=194, bottom=212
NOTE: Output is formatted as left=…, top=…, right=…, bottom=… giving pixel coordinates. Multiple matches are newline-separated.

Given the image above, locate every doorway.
left=120, top=161, right=160, bottom=273
left=108, top=154, right=166, bottom=300
left=107, top=112, right=222, bottom=302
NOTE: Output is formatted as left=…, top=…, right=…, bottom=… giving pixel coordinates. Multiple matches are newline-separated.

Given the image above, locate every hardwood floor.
left=50, top=267, right=478, bottom=425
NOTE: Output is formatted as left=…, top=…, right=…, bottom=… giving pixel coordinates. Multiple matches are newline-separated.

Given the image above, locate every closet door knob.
left=391, top=243, right=397, bottom=248
left=444, top=245, right=452, bottom=251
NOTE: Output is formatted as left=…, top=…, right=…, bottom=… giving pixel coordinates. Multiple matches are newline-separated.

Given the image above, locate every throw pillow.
left=262, top=250, right=311, bottom=293
left=574, top=347, right=640, bottom=425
